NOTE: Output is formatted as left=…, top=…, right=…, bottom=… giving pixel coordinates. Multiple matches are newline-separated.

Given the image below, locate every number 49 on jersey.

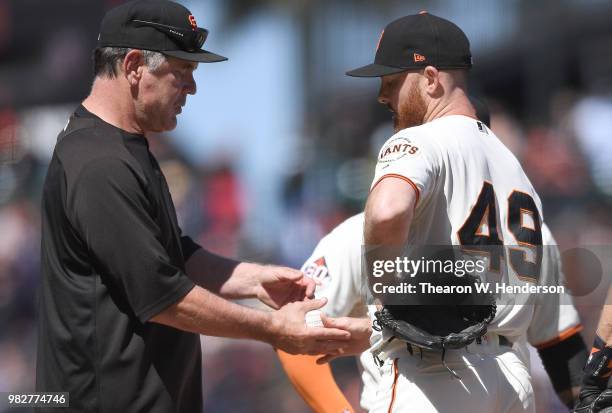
left=458, top=182, right=543, bottom=283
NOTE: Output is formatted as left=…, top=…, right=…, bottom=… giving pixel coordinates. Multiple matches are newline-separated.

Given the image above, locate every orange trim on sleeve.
left=371, top=173, right=421, bottom=207
left=602, top=362, right=612, bottom=378
left=276, top=350, right=354, bottom=413
left=534, top=324, right=583, bottom=350
left=387, top=358, right=400, bottom=413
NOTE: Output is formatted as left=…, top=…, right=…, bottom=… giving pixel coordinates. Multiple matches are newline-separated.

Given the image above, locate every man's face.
left=377, top=71, right=427, bottom=132
left=136, top=56, right=198, bottom=133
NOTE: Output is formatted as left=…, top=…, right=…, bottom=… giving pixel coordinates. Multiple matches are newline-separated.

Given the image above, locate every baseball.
left=305, top=310, right=324, bottom=327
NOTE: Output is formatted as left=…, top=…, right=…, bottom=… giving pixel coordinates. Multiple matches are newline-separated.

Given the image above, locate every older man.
left=36, top=1, right=348, bottom=412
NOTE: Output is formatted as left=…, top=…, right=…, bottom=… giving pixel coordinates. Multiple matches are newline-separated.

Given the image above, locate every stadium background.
left=1, top=0, right=612, bottom=411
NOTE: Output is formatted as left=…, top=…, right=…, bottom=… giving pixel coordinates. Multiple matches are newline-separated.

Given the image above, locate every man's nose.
left=185, top=75, right=196, bottom=95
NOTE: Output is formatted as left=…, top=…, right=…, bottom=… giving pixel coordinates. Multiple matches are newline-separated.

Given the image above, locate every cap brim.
left=163, top=49, right=227, bottom=63
left=346, top=63, right=410, bottom=77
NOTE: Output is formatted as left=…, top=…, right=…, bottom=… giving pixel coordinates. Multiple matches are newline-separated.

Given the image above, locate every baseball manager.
left=35, top=1, right=349, bottom=412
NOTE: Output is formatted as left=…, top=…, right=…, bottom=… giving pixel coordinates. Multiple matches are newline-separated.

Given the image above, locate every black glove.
left=374, top=303, right=496, bottom=351
left=574, top=335, right=612, bottom=413
left=574, top=390, right=612, bottom=413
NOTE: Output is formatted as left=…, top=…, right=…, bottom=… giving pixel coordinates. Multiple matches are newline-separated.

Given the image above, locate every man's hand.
left=255, top=265, right=316, bottom=309
left=268, top=298, right=351, bottom=355
left=151, top=286, right=349, bottom=357
left=210, top=261, right=316, bottom=308
left=315, top=315, right=372, bottom=364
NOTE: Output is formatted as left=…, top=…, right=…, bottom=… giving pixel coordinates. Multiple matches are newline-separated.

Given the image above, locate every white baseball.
left=305, top=310, right=324, bottom=327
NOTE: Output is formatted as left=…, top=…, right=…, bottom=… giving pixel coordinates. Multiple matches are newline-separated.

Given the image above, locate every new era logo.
left=376, top=30, right=385, bottom=52
left=413, top=53, right=426, bottom=62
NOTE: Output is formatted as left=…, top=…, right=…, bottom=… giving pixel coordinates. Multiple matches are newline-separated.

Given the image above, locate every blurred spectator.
left=571, top=94, right=612, bottom=197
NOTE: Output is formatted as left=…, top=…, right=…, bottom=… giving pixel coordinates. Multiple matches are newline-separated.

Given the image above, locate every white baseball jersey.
left=369, top=115, right=580, bottom=345
left=371, top=115, right=538, bottom=248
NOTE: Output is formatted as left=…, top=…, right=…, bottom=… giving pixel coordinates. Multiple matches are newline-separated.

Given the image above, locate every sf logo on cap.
left=188, top=14, right=197, bottom=30
left=414, top=53, right=426, bottom=62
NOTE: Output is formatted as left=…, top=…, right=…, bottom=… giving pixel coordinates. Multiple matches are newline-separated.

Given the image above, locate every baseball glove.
left=374, top=303, right=496, bottom=351
left=574, top=334, right=612, bottom=413
left=574, top=390, right=612, bottom=413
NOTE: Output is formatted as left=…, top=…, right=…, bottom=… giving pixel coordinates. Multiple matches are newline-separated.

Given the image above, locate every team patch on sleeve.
left=301, top=257, right=331, bottom=285
left=378, top=136, right=419, bottom=163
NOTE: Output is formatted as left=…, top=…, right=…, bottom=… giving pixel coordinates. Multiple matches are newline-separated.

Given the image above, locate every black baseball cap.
left=347, top=12, right=471, bottom=77
left=97, top=0, right=227, bottom=63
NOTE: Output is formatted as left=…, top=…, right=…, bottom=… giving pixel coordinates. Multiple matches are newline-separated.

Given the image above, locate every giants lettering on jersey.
left=302, top=257, right=330, bottom=284
left=378, top=136, right=419, bottom=163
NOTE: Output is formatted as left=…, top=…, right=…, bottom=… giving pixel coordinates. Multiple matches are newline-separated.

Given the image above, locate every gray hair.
left=93, top=47, right=166, bottom=78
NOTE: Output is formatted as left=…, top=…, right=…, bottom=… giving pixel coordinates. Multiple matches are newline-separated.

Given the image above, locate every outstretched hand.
left=269, top=298, right=351, bottom=355
left=256, top=265, right=317, bottom=309
left=316, top=315, right=372, bottom=364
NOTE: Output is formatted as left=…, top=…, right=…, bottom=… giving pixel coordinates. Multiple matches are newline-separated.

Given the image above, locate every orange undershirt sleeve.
left=277, top=349, right=355, bottom=413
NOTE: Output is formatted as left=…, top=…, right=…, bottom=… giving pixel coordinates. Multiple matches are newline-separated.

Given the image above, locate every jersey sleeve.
left=301, top=215, right=364, bottom=318
left=70, top=157, right=195, bottom=323
left=527, top=226, right=582, bottom=348
left=180, top=234, right=202, bottom=262
left=371, top=132, right=440, bottom=205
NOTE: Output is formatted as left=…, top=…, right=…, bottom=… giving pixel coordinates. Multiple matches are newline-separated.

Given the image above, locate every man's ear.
left=123, top=49, right=144, bottom=86
left=422, top=65, right=440, bottom=96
